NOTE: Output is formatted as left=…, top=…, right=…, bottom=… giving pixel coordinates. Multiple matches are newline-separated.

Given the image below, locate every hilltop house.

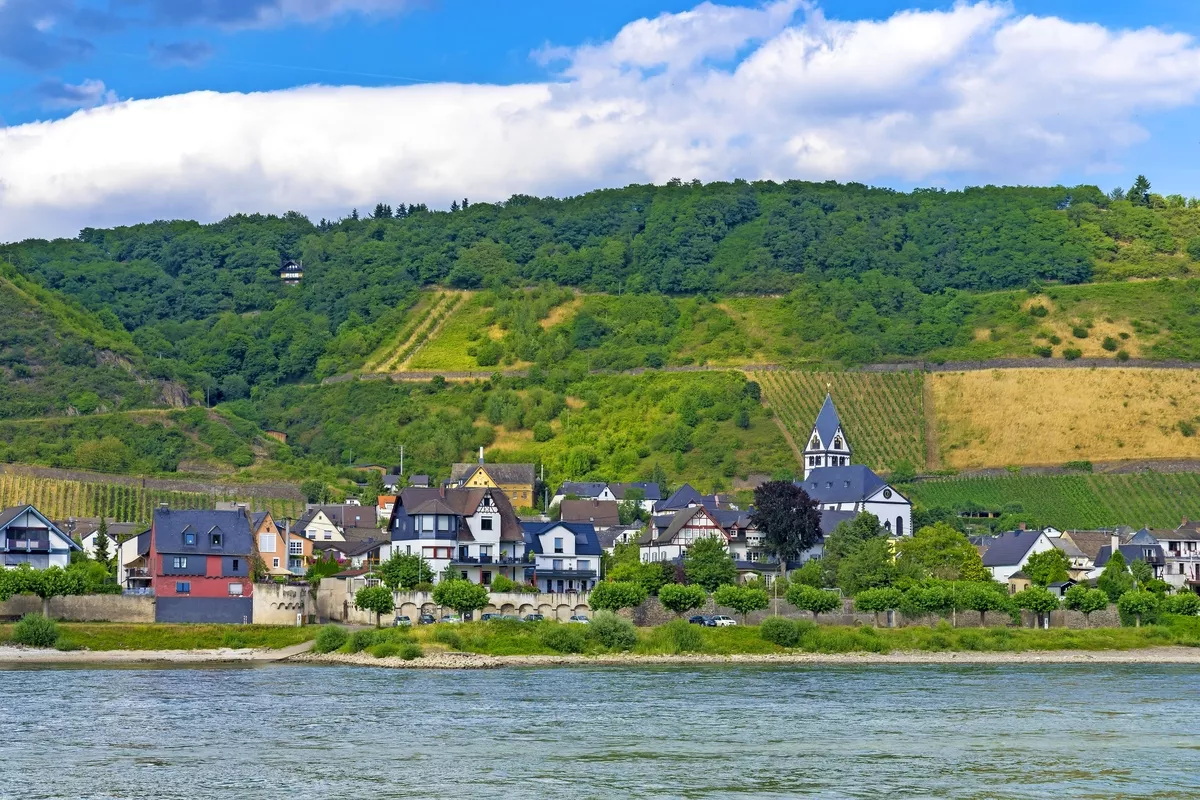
left=448, top=451, right=537, bottom=508
left=150, top=507, right=254, bottom=623
left=280, top=258, right=303, bottom=285
left=0, top=505, right=79, bottom=569
left=388, top=486, right=525, bottom=586
left=522, top=521, right=602, bottom=593
left=972, top=529, right=1055, bottom=584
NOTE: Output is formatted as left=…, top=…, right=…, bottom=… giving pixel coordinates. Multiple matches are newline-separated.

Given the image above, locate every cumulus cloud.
left=33, top=77, right=118, bottom=110
left=4, top=1, right=1200, bottom=240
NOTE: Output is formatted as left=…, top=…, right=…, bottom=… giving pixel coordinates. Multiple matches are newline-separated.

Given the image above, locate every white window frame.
left=228, top=583, right=244, bottom=597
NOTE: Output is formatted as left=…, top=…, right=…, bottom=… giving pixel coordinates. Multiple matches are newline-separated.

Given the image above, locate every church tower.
left=803, top=392, right=851, bottom=479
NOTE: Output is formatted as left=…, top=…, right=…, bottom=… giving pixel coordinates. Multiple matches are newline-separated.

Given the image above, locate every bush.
left=1116, top=349, right=1130, bottom=362
left=433, top=627, right=463, bottom=649
left=12, top=614, right=58, bottom=648
left=1033, top=346, right=1052, bottom=358
left=372, top=642, right=400, bottom=658
left=760, top=616, right=802, bottom=648
left=348, top=629, right=378, bottom=653
left=1101, top=336, right=1118, bottom=352
left=312, top=625, right=349, bottom=654
left=1048, top=334, right=1062, bottom=345
left=489, top=575, right=517, bottom=593
left=663, top=619, right=703, bottom=653
left=398, top=642, right=423, bottom=660
left=1062, top=348, right=1083, bottom=361
left=588, top=611, right=638, bottom=651
left=1180, top=420, right=1196, bottom=438
left=532, top=423, right=554, bottom=442
left=1071, top=326, right=1088, bottom=339
left=1029, top=305, right=1048, bottom=317
left=1163, top=594, right=1200, bottom=616
left=541, top=624, right=588, bottom=654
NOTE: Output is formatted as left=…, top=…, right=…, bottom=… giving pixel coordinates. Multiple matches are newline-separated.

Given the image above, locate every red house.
left=150, top=507, right=255, bottom=623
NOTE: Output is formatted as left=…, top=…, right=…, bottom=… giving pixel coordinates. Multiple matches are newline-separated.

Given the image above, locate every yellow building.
left=449, top=451, right=536, bottom=509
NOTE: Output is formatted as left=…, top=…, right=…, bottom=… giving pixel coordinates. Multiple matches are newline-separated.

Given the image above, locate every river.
left=2, top=663, right=1197, bottom=799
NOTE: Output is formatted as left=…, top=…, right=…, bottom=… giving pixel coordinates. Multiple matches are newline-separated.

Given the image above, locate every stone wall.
left=0, top=594, right=155, bottom=623
left=252, top=583, right=310, bottom=626
left=315, top=578, right=592, bottom=623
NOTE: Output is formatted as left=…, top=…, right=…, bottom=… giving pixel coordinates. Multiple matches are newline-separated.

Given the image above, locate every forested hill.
left=2, top=178, right=1199, bottom=418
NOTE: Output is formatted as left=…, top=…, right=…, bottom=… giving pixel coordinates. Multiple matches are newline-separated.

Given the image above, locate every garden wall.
left=0, top=594, right=155, bottom=623
left=252, top=583, right=309, bottom=626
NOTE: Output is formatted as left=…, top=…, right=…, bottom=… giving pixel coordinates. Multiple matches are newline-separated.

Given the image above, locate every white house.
left=389, top=487, right=526, bottom=587
left=639, top=506, right=728, bottom=564
left=0, top=505, right=80, bottom=569
left=522, top=521, right=602, bottom=593
left=552, top=481, right=661, bottom=515
left=974, top=529, right=1055, bottom=583
left=296, top=504, right=377, bottom=543
left=1152, top=522, right=1200, bottom=592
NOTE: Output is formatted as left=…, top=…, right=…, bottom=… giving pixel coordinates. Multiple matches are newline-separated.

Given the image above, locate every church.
left=797, top=393, right=912, bottom=537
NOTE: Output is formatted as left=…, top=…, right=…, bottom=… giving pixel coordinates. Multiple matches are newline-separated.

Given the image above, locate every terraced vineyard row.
left=362, top=293, right=441, bottom=372
left=752, top=370, right=926, bottom=472
left=382, top=291, right=466, bottom=372
left=0, top=474, right=302, bottom=524
left=908, top=472, right=1200, bottom=529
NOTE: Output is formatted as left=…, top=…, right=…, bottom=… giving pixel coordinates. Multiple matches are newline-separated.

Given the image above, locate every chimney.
left=158, top=502, right=168, bottom=511
left=1111, top=532, right=1121, bottom=558
left=478, top=446, right=485, bottom=465
left=1018, top=521, right=1026, bottom=531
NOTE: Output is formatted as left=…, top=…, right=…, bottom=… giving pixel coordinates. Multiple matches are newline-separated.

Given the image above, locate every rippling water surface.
left=2, top=663, right=1198, bottom=799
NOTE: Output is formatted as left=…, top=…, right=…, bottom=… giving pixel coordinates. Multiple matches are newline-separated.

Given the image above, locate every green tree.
left=899, top=581, right=955, bottom=619
left=750, top=481, right=822, bottom=577
left=837, top=537, right=900, bottom=595
left=853, top=587, right=903, bottom=627
left=1128, top=558, right=1153, bottom=589
left=821, top=512, right=885, bottom=586
left=956, top=582, right=1009, bottom=625
left=1012, top=587, right=1059, bottom=626
left=376, top=552, right=434, bottom=591
left=897, top=523, right=989, bottom=581
left=354, top=585, right=395, bottom=628
left=1097, top=550, right=1134, bottom=602
left=1023, top=548, right=1070, bottom=587
left=1128, top=174, right=1151, bottom=206
left=618, top=488, right=646, bottom=525
left=300, top=480, right=325, bottom=503
left=93, top=518, right=113, bottom=572
left=713, top=583, right=769, bottom=623
left=658, top=583, right=707, bottom=616
left=588, top=580, right=648, bottom=612
left=432, top=579, right=491, bottom=618
left=683, top=536, right=737, bottom=592
left=19, top=566, right=86, bottom=618
left=789, top=558, right=823, bottom=588
left=364, top=471, right=386, bottom=506
left=1063, top=585, right=1109, bottom=622
left=787, top=584, right=841, bottom=620
left=1117, top=589, right=1159, bottom=627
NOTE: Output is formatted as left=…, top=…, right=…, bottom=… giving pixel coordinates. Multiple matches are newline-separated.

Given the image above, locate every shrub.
left=1179, top=420, right=1196, bottom=438
left=1048, top=334, right=1062, bottom=345
left=588, top=611, right=637, bottom=651
left=1062, top=460, right=1093, bottom=472
left=1116, top=349, right=1130, bottom=362
left=1071, top=326, right=1088, bottom=339
left=489, top=575, right=517, bottom=593
left=312, top=625, right=349, bottom=654
left=399, top=642, right=423, bottom=660
left=1101, top=336, right=1118, bottom=352
left=1062, top=348, right=1083, bottom=361
left=1029, top=305, right=1048, bottom=317
left=1163, top=594, right=1200, bottom=616
left=532, top=423, right=554, bottom=442
left=1033, top=346, right=1053, bottom=358
left=541, top=624, right=588, bottom=654
left=589, top=581, right=648, bottom=612
left=433, top=627, right=463, bottom=649
left=12, top=614, right=58, bottom=648
left=663, top=619, right=703, bottom=653
left=348, top=629, right=378, bottom=653
left=372, top=642, right=400, bottom=658
left=760, top=616, right=801, bottom=648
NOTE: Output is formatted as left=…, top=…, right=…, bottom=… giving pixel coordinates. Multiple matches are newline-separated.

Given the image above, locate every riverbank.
left=0, top=640, right=313, bottom=665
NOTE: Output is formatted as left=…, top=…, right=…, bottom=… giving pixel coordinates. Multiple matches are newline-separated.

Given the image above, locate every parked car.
left=417, top=613, right=436, bottom=625
left=568, top=615, right=590, bottom=624
left=688, top=615, right=711, bottom=626
left=392, top=615, right=412, bottom=627
left=479, top=613, right=502, bottom=621
left=709, top=615, right=736, bottom=627
left=523, top=613, right=545, bottom=622
left=439, top=614, right=463, bottom=624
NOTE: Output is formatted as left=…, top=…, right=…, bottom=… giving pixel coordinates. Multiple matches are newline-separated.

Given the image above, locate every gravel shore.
left=0, top=641, right=313, bottom=665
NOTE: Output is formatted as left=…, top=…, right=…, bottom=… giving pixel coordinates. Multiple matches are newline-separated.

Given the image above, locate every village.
left=2, top=395, right=1198, bottom=629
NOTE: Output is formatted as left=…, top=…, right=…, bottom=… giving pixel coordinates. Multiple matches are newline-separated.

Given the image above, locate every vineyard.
left=0, top=474, right=303, bottom=524
left=364, top=291, right=467, bottom=373
left=908, top=472, right=1200, bottom=529
left=752, top=370, right=926, bottom=473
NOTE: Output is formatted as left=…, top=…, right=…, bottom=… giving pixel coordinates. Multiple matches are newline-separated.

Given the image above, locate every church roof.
left=812, top=393, right=845, bottom=449
left=798, top=465, right=889, bottom=504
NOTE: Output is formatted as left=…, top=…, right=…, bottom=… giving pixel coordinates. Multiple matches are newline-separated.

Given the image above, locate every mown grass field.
left=0, top=623, right=316, bottom=651
left=752, top=370, right=926, bottom=472
left=933, top=368, right=1200, bottom=469
left=908, top=472, right=1200, bottom=529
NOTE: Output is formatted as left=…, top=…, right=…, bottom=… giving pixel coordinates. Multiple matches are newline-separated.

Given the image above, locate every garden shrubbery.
left=12, top=614, right=59, bottom=648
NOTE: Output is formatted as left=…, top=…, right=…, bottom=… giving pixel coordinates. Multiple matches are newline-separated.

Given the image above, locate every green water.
left=2, top=664, right=1197, bottom=798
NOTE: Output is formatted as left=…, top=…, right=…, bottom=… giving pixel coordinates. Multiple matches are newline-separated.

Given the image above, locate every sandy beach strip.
left=0, top=641, right=313, bottom=665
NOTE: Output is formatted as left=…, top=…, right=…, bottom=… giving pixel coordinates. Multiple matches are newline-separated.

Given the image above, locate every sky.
left=2, top=0, right=1200, bottom=241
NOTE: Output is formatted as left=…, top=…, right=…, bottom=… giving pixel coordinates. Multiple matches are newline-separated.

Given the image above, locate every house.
left=609, top=482, right=661, bottom=514
left=597, top=524, right=643, bottom=552
left=313, top=526, right=389, bottom=569
left=1007, top=570, right=1033, bottom=594
left=295, top=504, right=377, bottom=542
left=972, top=529, right=1055, bottom=583
left=795, top=394, right=912, bottom=537
left=1059, top=528, right=1134, bottom=573
left=117, top=530, right=152, bottom=593
left=560, top=499, right=620, bottom=529
left=448, top=450, right=537, bottom=508
left=1050, top=535, right=1093, bottom=581
left=55, top=518, right=141, bottom=560
left=550, top=481, right=610, bottom=508
left=1149, top=521, right=1200, bottom=593
left=0, top=505, right=80, bottom=569
left=1047, top=579, right=1078, bottom=597
left=280, top=258, right=303, bottom=285
left=522, top=521, right=602, bottom=593
left=1092, top=529, right=1165, bottom=580
left=389, top=486, right=526, bottom=587
left=377, top=495, right=398, bottom=522
left=150, top=507, right=254, bottom=623
left=408, top=474, right=431, bottom=489
left=251, top=511, right=311, bottom=577
left=653, top=483, right=737, bottom=514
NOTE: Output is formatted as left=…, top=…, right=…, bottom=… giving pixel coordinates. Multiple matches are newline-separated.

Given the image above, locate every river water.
left=2, top=663, right=1197, bottom=799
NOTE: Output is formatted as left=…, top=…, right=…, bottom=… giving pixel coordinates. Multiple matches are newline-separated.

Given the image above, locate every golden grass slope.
left=933, top=368, right=1200, bottom=468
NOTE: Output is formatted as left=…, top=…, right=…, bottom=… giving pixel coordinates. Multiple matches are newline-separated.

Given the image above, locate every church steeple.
left=803, top=391, right=851, bottom=479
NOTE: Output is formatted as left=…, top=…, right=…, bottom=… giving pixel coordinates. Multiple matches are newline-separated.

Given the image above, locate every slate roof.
left=554, top=481, right=607, bottom=499
left=654, top=484, right=736, bottom=513
left=522, top=521, right=602, bottom=557
left=818, top=510, right=857, bottom=536
left=812, top=393, right=846, bottom=449
left=640, top=506, right=725, bottom=546
left=1095, top=542, right=1165, bottom=568
left=973, top=530, right=1045, bottom=567
left=382, top=474, right=403, bottom=489
left=1060, top=529, right=1132, bottom=562
left=153, top=508, right=252, bottom=556
left=54, top=519, right=142, bottom=541
left=799, top=465, right=891, bottom=504
left=1157, top=526, right=1200, bottom=542
left=1052, top=537, right=1088, bottom=560
left=409, top=474, right=431, bottom=488
left=0, top=505, right=79, bottom=550
left=395, top=486, right=523, bottom=542
left=296, top=504, right=377, bottom=530
left=450, top=462, right=536, bottom=486
left=596, top=524, right=643, bottom=549
left=609, top=482, right=662, bottom=502
left=560, top=499, right=620, bottom=528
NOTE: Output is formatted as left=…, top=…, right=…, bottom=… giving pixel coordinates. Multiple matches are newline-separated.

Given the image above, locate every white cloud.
left=4, top=1, right=1200, bottom=241
left=33, top=77, right=117, bottom=110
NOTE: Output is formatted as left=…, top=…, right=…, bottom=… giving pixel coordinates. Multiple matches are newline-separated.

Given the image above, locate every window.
left=211, top=533, right=222, bottom=547
left=481, top=517, right=493, bottom=531
left=1144, top=549, right=1155, bottom=560
left=834, top=436, right=843, bottom=449
left=578, top=560, right=590, bottom=571
left=232, top=559, right=240, bottom=572
left=176, top=581, right=190, bottom=594
left=553, top=559, right=563, bottom=571
left=437, top=515, right=450, bottom=531
left=228, top=583, right=244, bottom=596
left=420, top=516, right=434, bottom=532
left=172, top=557, right=187, bottom=569
left=882, top=489, right=893, bottom=499
left=323, top=533, right=332, bottom=540
left=481, top=571, right=492, bottom=585
left=272, top=558, right=280, bottom=568
left=183, top=532, right=196, bottom=546
left=554, top=537, right=564, bottom=554
left=289, top=541, right=303, bottom=556
left=460, top=571, right=468, bottom=580
left=259, top=534, right=276, bottom=552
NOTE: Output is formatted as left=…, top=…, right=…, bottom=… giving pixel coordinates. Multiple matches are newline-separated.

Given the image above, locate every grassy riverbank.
left=0, top=622, right=316, bottom=651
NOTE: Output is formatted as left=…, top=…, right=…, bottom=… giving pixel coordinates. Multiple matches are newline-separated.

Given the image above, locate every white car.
left=710, top=615, right=737, bottom=627
left=568, top=615, right=590, bottom=624
left=439, top=615, right=463, bottom=624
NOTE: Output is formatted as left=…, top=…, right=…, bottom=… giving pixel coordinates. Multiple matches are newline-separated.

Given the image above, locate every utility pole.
left=399, top=445, right=404, bottom=476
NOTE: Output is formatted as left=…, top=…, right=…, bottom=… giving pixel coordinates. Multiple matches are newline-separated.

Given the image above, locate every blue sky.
left=2, top=0, right=1200, bottom=239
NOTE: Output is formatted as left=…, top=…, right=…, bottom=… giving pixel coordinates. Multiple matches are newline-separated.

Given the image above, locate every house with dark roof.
left=449, top=450, right=537, bottom=508
left=389, top=486, right=526, bottom=587
left=1092, top=528, right=1165, bottom=580
left=653, top=483, right=738, bottom=514
left=313, top=526, right=389, bottom=568
left=249, top=511, right=310, bottom=577
left=0, top=505, right=79, bottom=570
left=1150, top=521, right=1200, bottom=593
left=971, top=529, right=1055, bottom=583
left=550, top=481, right=610, bottom=507
left=560, top=499, right=621, bottom=529
left=150, top=507, right=255, bottom=623
left=295, top=504, right=378, bottom=542
left=522, top=521, right=602, bottom=593
left=640, top=506, right=729, bottom=564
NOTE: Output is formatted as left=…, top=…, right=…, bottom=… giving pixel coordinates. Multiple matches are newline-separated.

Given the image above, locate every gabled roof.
left=0, top=505, right=80, bottom=550
left=382, top=474, right=403, bottom=489
left=657, top=483, right=701, bottom=512
left=1095, top=542, right=1165, bottom=568
left=974, top=530, right=1046, bottom=567
left=450, top=462, right=536, bottom=486
left=640, top=506, right=725, bottom=546
left=609, top=482, right=662, bottom=501
left=395, top=487, right=523, bottom=541
left=799, top=465, right=891, bottom=504
left=559, top=499, right=620, bottom=528
left=314, top=527, right=388, bottom=557
left=1060, top=529, right=1130, bottom=562
left=54, top=519, right=142, bottom=541
left=153, top=508, right=253, bottom=556
left=811, top=393, right=846, bottom=450
left=522, top=521, right=602, bottom=556
left=295, top=504, right=377, bottom=530
left=554, top=481, right=607, bottom=499
left=250, top=511, right=270, bottom=530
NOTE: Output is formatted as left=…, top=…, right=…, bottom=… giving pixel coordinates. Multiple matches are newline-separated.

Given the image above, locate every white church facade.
left=798, top=394, right=912, bottom=537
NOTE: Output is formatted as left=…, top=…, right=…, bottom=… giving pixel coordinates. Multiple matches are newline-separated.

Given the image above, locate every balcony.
left=125, top=568, right=152, bottom=581
left=452, top=555, right=527, bottom=566
left=531, top=568, right=598, bottom=580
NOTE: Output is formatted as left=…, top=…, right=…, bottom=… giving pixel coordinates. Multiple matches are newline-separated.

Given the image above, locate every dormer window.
left=183, top=532, right=196, bottom=546
left=844, top=481, right=850, bottom=488
left=211, top=533, right=222, bottom=548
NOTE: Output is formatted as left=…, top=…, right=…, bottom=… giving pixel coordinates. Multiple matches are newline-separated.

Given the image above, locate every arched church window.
left=834, top=436, right=843, bottom=449
left=810, top=436, right=820, bottom=449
